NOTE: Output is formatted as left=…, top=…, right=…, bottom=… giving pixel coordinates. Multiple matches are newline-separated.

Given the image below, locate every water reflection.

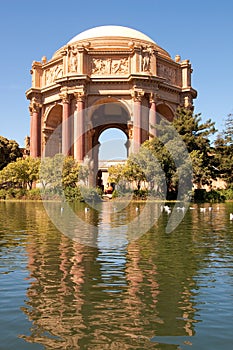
left=0, top=201, right=233, bottom=349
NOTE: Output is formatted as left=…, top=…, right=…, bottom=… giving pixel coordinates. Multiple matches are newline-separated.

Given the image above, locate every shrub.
left=64, top=187, right=82, bottom=202
left=80, top=186, right=102, bottom=203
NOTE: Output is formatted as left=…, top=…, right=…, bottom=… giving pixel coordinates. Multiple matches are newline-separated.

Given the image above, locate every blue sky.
left=0, top=0, right=232, bottom=147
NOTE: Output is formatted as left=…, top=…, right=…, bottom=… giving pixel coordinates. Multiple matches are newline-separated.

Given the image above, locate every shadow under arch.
left=157, top=102, right=175, bottom=122
left=43, top=104, right=63, bottom=156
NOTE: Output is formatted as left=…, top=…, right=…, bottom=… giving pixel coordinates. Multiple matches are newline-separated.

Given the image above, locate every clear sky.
left=0, top=0, right=232, bottom=147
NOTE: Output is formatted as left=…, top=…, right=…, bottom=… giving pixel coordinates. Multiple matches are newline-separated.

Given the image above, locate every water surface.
left=0, top=201, right=233, bottom=349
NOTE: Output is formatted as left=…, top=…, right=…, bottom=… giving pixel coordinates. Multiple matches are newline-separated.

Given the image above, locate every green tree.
left=0, top=157, right=40, bottom=189
left=40, top=154, right=89, bottom=191
left=172, top=108, right=217, bottom=188
left=214, top=113, right=233, bottom=185
left=0, top=136, right=22, bottom=170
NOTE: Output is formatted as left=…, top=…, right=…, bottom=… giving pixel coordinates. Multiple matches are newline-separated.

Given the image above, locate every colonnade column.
left=60, top=92, right=70, bottom=156
left=149, top=93, right=157, bottom=139
left=74, top=92, right=85, bottom=162
left=29, top=97, right=41, bottom=158
left=132, top=91, right=144, bottom=153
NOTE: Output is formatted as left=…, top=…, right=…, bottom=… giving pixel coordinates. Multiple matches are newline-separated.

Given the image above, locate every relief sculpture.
left=45, top=65, right=63, bottom=85
left=141, top=46, right=153, bottom=72
left=157, top=63, right=177, bottom=85
left=91, top=57, right=128, bottom=75
left=68, top=46, right=78, bottom=72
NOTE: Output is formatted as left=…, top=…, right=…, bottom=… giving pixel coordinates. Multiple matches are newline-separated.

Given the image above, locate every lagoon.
left=1, top=201, right=233, bottom=349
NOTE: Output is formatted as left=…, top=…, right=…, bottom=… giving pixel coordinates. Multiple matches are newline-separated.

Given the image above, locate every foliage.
left=173, top=107, right=217, bottom=188
left=0, top=136, right=22, bottom=170
left=220, top=186, right=233, bottom=200
left=64, top=186, right=82, bottom=202
left=79, top=186, right=102, bottom=203
left=193, top=188, right=226, bottom=203
left=214, top=114, right=233, bottom=185
left=40, top=154, right=89, bottom=192
left=0, top=157, right=40, bottom=189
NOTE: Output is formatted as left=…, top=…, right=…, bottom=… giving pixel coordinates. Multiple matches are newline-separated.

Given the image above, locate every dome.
left=67, top=25, right=156, bottom=44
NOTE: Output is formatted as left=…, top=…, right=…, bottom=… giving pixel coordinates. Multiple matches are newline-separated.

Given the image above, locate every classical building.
left=26, top=25, right=197, bottom=185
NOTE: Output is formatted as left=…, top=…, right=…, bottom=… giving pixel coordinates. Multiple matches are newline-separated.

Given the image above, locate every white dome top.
left=68, top=25, right=156, bottom=44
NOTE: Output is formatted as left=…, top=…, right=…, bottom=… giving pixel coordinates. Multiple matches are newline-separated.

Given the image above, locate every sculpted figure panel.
left=45, top=65, right=63, bottom=85
left=68, top=46, right=78, bottom=72
left=91, top=57, right=128, bottom=75
left=157, top=63, right=177, bottom=85
left=141, top=46, right=154, bottom=72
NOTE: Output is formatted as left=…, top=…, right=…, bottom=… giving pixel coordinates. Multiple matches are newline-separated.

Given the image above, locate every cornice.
left=25, top=88, right=42, bottom=100
left=41, top=56, right=63, bottom=69
left=87, top=50, right=133, bottom=55
left=158, top=82, right=182, bottom=94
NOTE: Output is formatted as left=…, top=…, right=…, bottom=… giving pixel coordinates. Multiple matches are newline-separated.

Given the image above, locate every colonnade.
left=29, top=91, right=159, bottom=159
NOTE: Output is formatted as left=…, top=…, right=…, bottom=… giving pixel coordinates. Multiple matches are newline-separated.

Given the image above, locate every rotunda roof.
left=67, top=25, right=156, bottom=44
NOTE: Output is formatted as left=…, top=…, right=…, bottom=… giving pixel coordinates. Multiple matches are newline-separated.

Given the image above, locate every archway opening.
left=97, top=128, right=127, bottom=191
left=99, top=128, right=127, bottom=161
left=44, top=104, right=62, bottom=156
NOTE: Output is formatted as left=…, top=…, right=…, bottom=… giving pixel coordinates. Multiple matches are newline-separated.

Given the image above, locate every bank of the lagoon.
left=1, top=201, right=233, bottom=349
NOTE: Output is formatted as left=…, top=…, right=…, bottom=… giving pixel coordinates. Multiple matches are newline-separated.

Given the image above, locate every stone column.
left=29, top=97, right=41, bottom=157
left=74, top=92, right=85, bottom=162
left=60, top=92, right=70, bottom=156
left=149, top=93, right=157, bottom=139
left=132, top=91, right=143, bottom=153
left=127, top=121, right=133, bottom=156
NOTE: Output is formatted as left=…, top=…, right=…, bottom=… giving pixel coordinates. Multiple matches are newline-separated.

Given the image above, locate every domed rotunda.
left=26, top=25, right=197, bottom=183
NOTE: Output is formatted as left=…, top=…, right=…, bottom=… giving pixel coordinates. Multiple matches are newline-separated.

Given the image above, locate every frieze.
left=157, top=63, right=177, bottom=85
left=91, top=57, right=129, bottom=75
left=45, top=64, right=63, bottom=85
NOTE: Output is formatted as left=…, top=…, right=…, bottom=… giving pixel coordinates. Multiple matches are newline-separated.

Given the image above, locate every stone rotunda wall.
left=26, top=25, right=197, bottom=185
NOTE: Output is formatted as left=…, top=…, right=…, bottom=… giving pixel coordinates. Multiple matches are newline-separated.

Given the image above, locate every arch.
left=87, top=100, right=130, bottom=187
left=99, top=127, right=128, bottom=161
left=91, top=100, right=130, bottom=137
left=89, top=97, right=131, bottom=121
left=97, top=127, right=128, bottom=190
left=157, top=102, right=175, bottom=122
left=43, top=104, right=62, bottom=156
left=44, top=104, right=62, bottom=127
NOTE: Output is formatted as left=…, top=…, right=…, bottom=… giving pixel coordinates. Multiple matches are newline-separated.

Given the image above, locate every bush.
left=80, top=186, right=102, bottom=203
left=64, top=186, right=82, bottom=202
left=0, top=189, right=7, bottom=199
left=26, top=188, right=42, bottom=200
left=194, top=188, right=225, bottom=203
left=219, top=186, right=233, bottom=200
left=133, top=189, right=148, bottom=200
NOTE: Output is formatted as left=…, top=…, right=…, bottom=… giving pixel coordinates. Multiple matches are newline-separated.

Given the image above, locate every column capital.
left=131, top=89, right=144, bottom=102
left=59, top=91, right=70, bottom=104
left=74, top=90, right=86, bottom=103
left=149, top=92, right=160, bottom=104
left=29, top=97, right=42, bottom=115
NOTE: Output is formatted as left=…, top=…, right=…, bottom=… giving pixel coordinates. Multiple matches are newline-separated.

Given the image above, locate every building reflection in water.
left=18, top=201, right=203, bottom=349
